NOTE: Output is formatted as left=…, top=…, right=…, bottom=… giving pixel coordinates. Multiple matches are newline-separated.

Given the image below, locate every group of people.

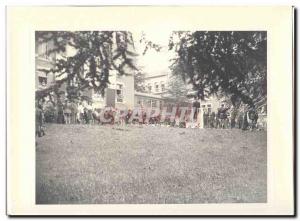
left=93, top=103, right=262, bottom=131
left=36, top=99, right=96, bottom=137
left=36, top=98, right=266, bottom=137
left=48, top=100, right=97, bottom=125
left=199, top=104, right=260, bottom=130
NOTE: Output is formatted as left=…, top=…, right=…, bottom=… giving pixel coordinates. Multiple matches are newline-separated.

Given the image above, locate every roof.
left=144, top=73, right=167, bottom=80
left=134, top=91, right=163, bottom=99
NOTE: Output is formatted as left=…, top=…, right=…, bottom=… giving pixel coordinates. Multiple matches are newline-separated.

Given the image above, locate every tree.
left=134, top=71, right=147, bottom=92
left=36, top=31, right=138, bottom=100
left=169, top=31, right=267, bottom=107
left=164, top=74, right=189, bottom=103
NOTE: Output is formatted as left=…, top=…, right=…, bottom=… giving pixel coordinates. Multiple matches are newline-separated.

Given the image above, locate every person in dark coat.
left=70, top=102, right=78, bottom=124
left=83, top=107, right=89, bottom=124
left=237, top=111, right=244, bottom=129
left=126, top=109, right=132, bottom=124
left=192, top=99, right=200, bottom=121
left=247, top=107, right=258, bottom=131
left=57, top=100, right=64, bottom=124
left=209, top=112, right=216, bottom=128
left=218, top=104, right=229, bottom=129
left=203, top=108, right=209, bottom=128
left=230, top=107, right=238, bottom=129
left=242, top=107, right=249, bottom=130
left=36, top=103, right=45, bottom=137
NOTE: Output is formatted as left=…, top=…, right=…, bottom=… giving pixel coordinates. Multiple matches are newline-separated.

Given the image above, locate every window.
left=37, top=41, right=51, bottom=60
left=155, top=82, right=159, bottom=92
left=161, top=82, right=165, bottom=92
left=201, top=104, right=206, bottom=108
left=147, top=99, right=152, bottom=107
left=137, top=99, right=143, bottom=105
left=207, top=104, right=212, bottom=113
left=152, top=100, right=157, bottom=108
left=159, top=100, right=163, bottom=108
left=148, top=84, right=152, bottom=93
left=38, top=76, right=47, bottom=87
left=116, top=84, right=123, bottom=102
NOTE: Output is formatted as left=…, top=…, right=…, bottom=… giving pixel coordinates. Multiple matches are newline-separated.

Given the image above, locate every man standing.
left=36, top=102, right=45, bottom=137
left=64, top=101, right=72, bottom=124
left=203, top=108, right=209, bottom=128
left=230, top=105, right=237, bottom=129
left=218, top=104, right=229, bottom=129
left=70, top=101, right=78, bottom=124
left=86, top=101, right=94, bottom=124
left=192, top=98, right=200, bottom=121
left=247, top=107, right=258, bottom=131
left=77, top=102, right=84, bottom=124
left=57, top=100, right=64, bottom=124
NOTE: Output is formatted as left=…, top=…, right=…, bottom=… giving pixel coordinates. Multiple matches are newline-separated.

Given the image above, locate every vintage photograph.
left=35, top=30, right=267, bottom=204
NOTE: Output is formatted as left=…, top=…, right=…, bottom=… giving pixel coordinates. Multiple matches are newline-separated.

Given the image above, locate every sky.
left=62, top=30, right=177, bottom=78
left=131, top=30, right=175, bottom=77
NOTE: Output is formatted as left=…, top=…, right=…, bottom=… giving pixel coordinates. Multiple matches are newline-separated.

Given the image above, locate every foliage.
left=139, top=32, right=163, bottom=55
left=164, top=74, right=189, bottom=102
left=134, top=71, right=147, bottom=92
left=169, top=31, right=267, bottom=107
left=36, top=31, right=138, bottom=99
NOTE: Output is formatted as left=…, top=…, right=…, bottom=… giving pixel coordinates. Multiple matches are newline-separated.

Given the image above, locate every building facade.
left=143, top=73, right=168, bottom=95
left=134, top=91, right=164, bottom=109
left=134, top=72, right=223, bottom=113
left=92, top=70, right=135, bottom=110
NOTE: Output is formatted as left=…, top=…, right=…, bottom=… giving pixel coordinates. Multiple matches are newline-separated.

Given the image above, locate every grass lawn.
left=36, top=124, right=267, bottom=204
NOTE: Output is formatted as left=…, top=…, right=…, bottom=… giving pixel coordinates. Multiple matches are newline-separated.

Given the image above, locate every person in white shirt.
left=77, top=102, right=84, bottom=124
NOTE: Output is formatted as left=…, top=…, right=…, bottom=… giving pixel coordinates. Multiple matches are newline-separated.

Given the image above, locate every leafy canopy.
left=169, top=31, right=267, bottom=107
